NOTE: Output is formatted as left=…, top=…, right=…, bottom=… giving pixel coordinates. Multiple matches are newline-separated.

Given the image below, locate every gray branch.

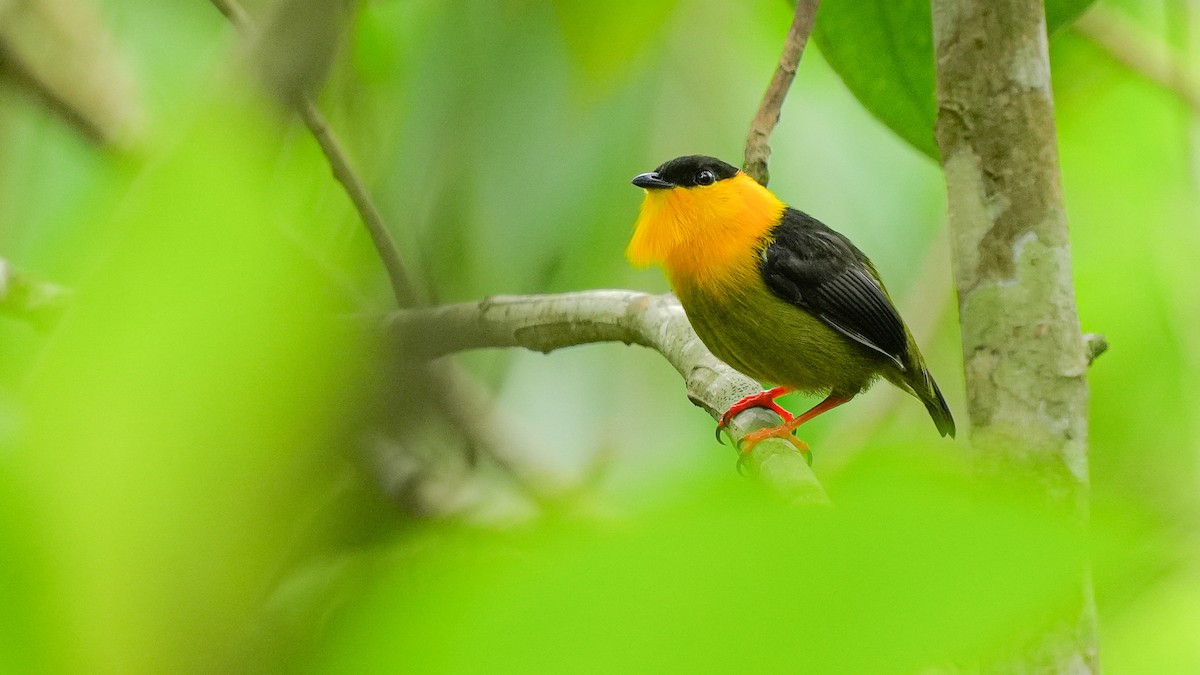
left=387, top=291, right=829, bottom=506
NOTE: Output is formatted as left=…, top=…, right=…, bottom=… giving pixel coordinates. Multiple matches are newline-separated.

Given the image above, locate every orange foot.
left=716, top=386, right=794, bottom=442
left=739, top=425, right=812, bottom=466
left=732, top=394, right=855, bottom=468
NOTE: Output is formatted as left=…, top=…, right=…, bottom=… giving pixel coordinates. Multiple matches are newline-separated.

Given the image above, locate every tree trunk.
left=931, top=0, right=1098, bottom=671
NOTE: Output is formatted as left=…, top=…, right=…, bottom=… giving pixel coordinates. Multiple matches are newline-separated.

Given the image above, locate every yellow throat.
left=627, top=172, right=786, bottom=289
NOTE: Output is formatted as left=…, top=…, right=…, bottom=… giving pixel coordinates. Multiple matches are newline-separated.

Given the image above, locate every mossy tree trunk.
left=931, top=0, right=1098, bottom=671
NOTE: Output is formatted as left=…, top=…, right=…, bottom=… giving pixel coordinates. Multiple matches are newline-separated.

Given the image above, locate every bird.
left=627, top=155, right=954, bottom=459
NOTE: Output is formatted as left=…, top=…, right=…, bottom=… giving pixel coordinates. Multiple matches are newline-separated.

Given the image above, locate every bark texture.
left=932, top=0, right=1096, bottom=671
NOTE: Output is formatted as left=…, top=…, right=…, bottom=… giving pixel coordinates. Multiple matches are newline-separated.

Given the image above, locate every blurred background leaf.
left=10, top=85, right=370, bottom=671
left=313, top=454, right=1097, bottom=673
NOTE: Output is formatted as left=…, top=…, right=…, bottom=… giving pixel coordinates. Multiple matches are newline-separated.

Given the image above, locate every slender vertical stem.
left=743, top=0, right=821, bottom=186
left=296, top=100, right=417, bottom=307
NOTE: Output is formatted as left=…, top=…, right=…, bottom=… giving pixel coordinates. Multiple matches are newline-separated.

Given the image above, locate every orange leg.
left=717, top=386, right=794, bottom=441
left=739, top=394, right=854, bottom=461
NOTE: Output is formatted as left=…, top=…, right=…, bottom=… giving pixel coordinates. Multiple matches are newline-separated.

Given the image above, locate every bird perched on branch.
left=628, top=155, right=954, bottom=459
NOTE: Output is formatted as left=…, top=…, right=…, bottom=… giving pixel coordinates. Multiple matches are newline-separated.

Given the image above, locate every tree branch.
left=210, top=0, right=828, bottom=505
left=742, top=0, right=821, bottom=186
left=933, top=0, right=1091, bottom=493
left=0, top=0, right=143, bottom=149
left=0, top=39, right=107, bottom=145
left=388, top=291, right=830, bottom=506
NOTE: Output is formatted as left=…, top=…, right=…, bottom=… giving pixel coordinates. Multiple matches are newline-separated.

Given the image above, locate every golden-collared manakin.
left=628, top=155, right=954, bottom=457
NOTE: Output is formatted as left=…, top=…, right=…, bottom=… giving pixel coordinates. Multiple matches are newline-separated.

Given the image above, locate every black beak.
left=631, top=172, right=674, bottom=190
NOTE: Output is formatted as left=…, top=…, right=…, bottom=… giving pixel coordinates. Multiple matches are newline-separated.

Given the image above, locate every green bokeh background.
left=1, top=0, right=1196, bottom=672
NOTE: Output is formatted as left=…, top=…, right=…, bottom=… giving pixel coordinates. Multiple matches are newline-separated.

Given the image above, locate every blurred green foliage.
left=0, top=0, right=1197, bottom=672
left=314, top=452, right=1107, bottom=673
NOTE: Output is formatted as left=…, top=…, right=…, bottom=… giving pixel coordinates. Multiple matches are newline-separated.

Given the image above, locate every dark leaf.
left=811, top=0, right=1098, bottom=160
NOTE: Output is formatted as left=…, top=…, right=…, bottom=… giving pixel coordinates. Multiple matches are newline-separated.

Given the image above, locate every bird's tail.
left=919, top=372, right=956, bottom=438
left=893, top=363, right=956, bottom=438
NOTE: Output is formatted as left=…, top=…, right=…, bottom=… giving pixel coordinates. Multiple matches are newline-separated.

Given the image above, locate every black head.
left=631, top=155, right=739, bottom=190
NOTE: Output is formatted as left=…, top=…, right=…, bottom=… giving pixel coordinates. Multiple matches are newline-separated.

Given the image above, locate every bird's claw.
left=715, top=387, right=794, bottom=446
left=736, top=426, right=813, bottom=468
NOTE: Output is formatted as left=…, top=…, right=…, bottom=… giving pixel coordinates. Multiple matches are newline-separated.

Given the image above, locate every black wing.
left=760, top=208, right=909, bottom=371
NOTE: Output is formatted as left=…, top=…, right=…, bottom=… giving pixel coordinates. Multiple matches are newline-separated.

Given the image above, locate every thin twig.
left=1075, top=5, right=1200, bottom=115
left=388, top=291, right=830, bottom=506
left=208, top=0, right=417, bottom=308
left=297, top=100, right=417, bottom=307
left=742, top=0, right=821, bottom=186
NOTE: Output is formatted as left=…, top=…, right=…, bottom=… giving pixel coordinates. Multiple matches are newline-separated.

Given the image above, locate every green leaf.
left=812, top=0, right=1098, bottom=160
left=812, top=0, right=937, bottom=159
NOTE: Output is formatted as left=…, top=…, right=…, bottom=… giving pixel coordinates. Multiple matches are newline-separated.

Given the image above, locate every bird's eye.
left=695, top=170, right=716, bottom=186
